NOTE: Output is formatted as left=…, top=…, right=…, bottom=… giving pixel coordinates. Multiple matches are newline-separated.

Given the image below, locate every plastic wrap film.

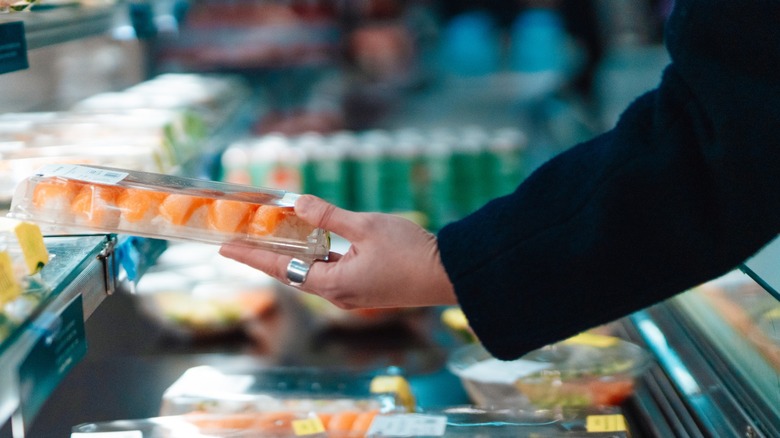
left=7, top=164, right=330, bottom=259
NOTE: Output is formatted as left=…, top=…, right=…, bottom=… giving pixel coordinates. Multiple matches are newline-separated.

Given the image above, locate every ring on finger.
left=286, top=258, right=312, bottom=287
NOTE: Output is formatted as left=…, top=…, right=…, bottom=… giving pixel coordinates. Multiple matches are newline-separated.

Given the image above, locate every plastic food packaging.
left=71, top=411, right=327, bottom=438
left=71, top=406, right=630, bottom=438
left=408, top=405, right=631, bottom=437
left=0, top=0, right=35, bottom=12
left=160, top=365, right=415, bottom=417
left=448, top=334, right=652, bottom=409
left=133, top=242, right=278, bottom=339
left=7, top=164, right=330, bottom=259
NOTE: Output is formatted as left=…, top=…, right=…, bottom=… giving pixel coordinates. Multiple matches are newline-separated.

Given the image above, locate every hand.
left=219, top=195, right=457, bottom=309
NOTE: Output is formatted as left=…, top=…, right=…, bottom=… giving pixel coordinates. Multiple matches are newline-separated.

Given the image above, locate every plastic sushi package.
left=6, top=164, right=330, bottom=260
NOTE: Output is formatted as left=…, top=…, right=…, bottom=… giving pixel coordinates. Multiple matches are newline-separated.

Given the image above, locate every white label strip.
left=366, top=414, right=447, bottom=437
left=36, top=164, right=128, bottom=185
left=71, top=431, right=143, bottom=438
left=456, top=358, right=553, bottom=385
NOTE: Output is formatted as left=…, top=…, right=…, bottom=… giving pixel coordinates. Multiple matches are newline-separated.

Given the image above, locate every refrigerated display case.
left=4, top=2, right=780, bottom=438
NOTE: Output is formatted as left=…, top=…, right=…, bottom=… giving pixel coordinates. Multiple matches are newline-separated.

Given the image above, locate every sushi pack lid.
left=449, top=334, right=652, bottom=381
left=160, top=365, right=414, bottom=416
left=71, top=412, right=328, bottom=438
left=7, top=164, right=330, bottom=259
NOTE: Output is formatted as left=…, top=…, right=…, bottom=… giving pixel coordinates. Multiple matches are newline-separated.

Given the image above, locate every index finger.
left=294, top=195, right=366, bottom=241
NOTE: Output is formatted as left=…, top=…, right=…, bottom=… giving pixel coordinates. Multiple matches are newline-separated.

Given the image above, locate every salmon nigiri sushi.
left=207, top=199, right=258, bottom=234
left=32, top=178, right=83, bottom=220
left=247, top=205, right=315, bottom=240
left=117, top=188, right=168, bottom=232
left=70, top=183, right=123, bottom=228
left=157, top=193, right=211, bottom=232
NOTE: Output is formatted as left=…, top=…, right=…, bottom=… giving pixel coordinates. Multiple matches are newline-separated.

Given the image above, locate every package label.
left=366, top=414, right=447, bottom=437
left=36, top=164, right=129, bottom=185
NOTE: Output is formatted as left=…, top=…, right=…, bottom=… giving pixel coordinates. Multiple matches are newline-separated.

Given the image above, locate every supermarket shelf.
left=1, top=5, right=115, bottom=51
left=0, top=234, right=116, bottom=434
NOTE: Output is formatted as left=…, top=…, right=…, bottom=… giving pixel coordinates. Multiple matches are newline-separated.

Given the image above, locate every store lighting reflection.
left=632, top=311, right=701, bottom=396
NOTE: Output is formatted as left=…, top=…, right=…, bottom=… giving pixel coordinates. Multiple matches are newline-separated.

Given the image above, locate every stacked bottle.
left=219, top=126, right=528, bottom=230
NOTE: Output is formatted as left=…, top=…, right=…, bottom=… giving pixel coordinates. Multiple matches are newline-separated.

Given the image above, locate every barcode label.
left=36, top=164, right=128, bottom=185
left=366, top=414, right=447, bottom=437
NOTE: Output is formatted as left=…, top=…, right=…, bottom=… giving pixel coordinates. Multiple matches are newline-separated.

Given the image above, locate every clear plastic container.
left=72, top=411, right=326, bottom=438
left=411, top=405, right=631, bottom=437
left=0, top=0, right=36, bottom=13
left=160, top=365, right=415, bottom=417
left=133, top=242, right=278, bottom=339
left=448, top=335, right=652, bottom=409
left=7, top=164, right=330, bottom=259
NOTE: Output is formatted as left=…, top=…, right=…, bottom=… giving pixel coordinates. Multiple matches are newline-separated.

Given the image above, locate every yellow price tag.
left=586, top=414, right=627, bottom=432
left=564, top=333, right=619, bottom=349
left=370, top=375, right=416, bottom=411
left=0, top=252, right=22, bottom=304
left=14, top=222, right=48, bottom=274
left=292, top=417, right=325, bottom=436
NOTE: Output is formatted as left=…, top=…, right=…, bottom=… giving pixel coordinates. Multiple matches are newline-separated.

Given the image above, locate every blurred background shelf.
left=1, top=5, right=115, bottom=51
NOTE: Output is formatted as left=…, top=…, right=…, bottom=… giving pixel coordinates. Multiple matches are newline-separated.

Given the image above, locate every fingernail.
left=218, top=244, right=237, bottom=258
left=295, top=194, right=313, bottom=210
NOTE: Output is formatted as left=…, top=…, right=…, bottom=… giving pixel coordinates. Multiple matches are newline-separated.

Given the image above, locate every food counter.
left=3, top=1, right=780, bottom=437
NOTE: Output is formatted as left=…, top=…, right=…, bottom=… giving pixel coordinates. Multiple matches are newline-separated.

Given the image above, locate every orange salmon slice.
left=158, top=194, right=210, bottom=226
left=207, top=199, right=258, bottom=233
left=248, top=205, right=293, bottom=236
left=32, top=178, right=82, bottom=208
left=70, top=184, right=122, bottom=226
left=117, top=188, right=167, bottom=222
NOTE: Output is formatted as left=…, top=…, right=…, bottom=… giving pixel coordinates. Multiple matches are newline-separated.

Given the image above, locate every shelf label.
left=0, top=21, right=28, bottom=74
left=14, top=222, right=49, bottom=274
left=586, top=414, right=627, bottom=432
left=0, top=251, right=22, bottom=303
left=292, top=417, right=326, bottom=436
left=19, top=295, right=87, bottom=429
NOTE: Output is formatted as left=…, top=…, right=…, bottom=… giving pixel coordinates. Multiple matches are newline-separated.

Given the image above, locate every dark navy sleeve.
left=437, top=0, right=780, bottom=360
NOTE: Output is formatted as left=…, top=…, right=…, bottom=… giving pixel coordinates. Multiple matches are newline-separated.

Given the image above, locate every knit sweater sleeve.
left=437, top=0, right=780, bottom=360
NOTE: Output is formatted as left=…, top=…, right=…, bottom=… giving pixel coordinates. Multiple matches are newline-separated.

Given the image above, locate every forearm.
left=438, top=0, right=780, bottom=360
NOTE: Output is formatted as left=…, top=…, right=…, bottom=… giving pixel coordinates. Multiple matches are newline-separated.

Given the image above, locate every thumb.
left=294, top=195, right=362, bottom=239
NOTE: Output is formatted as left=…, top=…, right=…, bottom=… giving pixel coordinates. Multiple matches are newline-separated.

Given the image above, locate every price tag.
left=586, top=414, right=627, bottom=432
left=564, top=333, right=619, bottom=349
left=366, top=414, right=447, bottom=437
left=0, top=21, right=28, bottom=74
left=35, top=164, right=128, bottom=185
left=72, top=432, right=143, bottom=438
left=370, top=376, right=416, bottom=411
left=14, top=222, right=49, bottom=274
left=292, top=417, right=326, bottom=436
left=19, top=296, right=87, bottom=429
left=0, top=251, right=22, bottom=303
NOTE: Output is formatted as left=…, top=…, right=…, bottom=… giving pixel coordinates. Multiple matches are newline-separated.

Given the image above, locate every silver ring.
left=286, top=258, right=311, bottom=287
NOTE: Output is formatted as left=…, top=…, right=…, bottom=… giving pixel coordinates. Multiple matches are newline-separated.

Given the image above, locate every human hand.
left=219, top=195, right=458, bottom=309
